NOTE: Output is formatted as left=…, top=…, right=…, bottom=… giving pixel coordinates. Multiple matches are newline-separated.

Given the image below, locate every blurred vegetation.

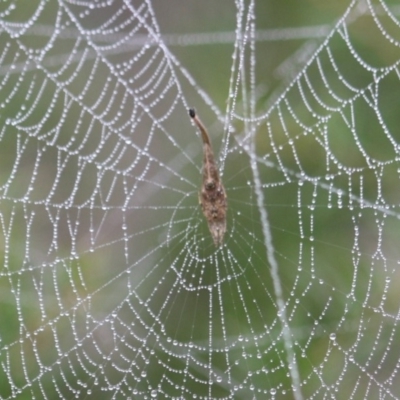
left=1, top=0, right=400, bottom=399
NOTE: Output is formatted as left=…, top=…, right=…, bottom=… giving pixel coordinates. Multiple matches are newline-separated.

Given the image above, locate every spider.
left=189, top=109, right=227, bottom=246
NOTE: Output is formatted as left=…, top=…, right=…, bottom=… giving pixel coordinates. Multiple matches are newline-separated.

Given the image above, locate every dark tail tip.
left=188, top=108, right=196, bottom=118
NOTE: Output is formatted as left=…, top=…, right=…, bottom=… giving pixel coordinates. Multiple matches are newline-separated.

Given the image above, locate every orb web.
left=0, top=0, right=400, bottom=399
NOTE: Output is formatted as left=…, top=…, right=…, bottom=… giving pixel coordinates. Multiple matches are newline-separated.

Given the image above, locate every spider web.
left=0, top=0, right=400, bottom=399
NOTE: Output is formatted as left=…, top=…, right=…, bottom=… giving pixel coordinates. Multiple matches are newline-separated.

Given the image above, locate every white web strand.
left=243, top=2, right=303, bottom=399
left=1, top=0, right=400, bottom=399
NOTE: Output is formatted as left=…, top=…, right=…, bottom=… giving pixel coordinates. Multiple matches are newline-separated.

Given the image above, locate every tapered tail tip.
left=188, top=108, right=196, bottom=118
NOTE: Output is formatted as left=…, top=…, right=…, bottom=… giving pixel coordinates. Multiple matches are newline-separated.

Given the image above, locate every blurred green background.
left=1, top=0, right=400, bottom=399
